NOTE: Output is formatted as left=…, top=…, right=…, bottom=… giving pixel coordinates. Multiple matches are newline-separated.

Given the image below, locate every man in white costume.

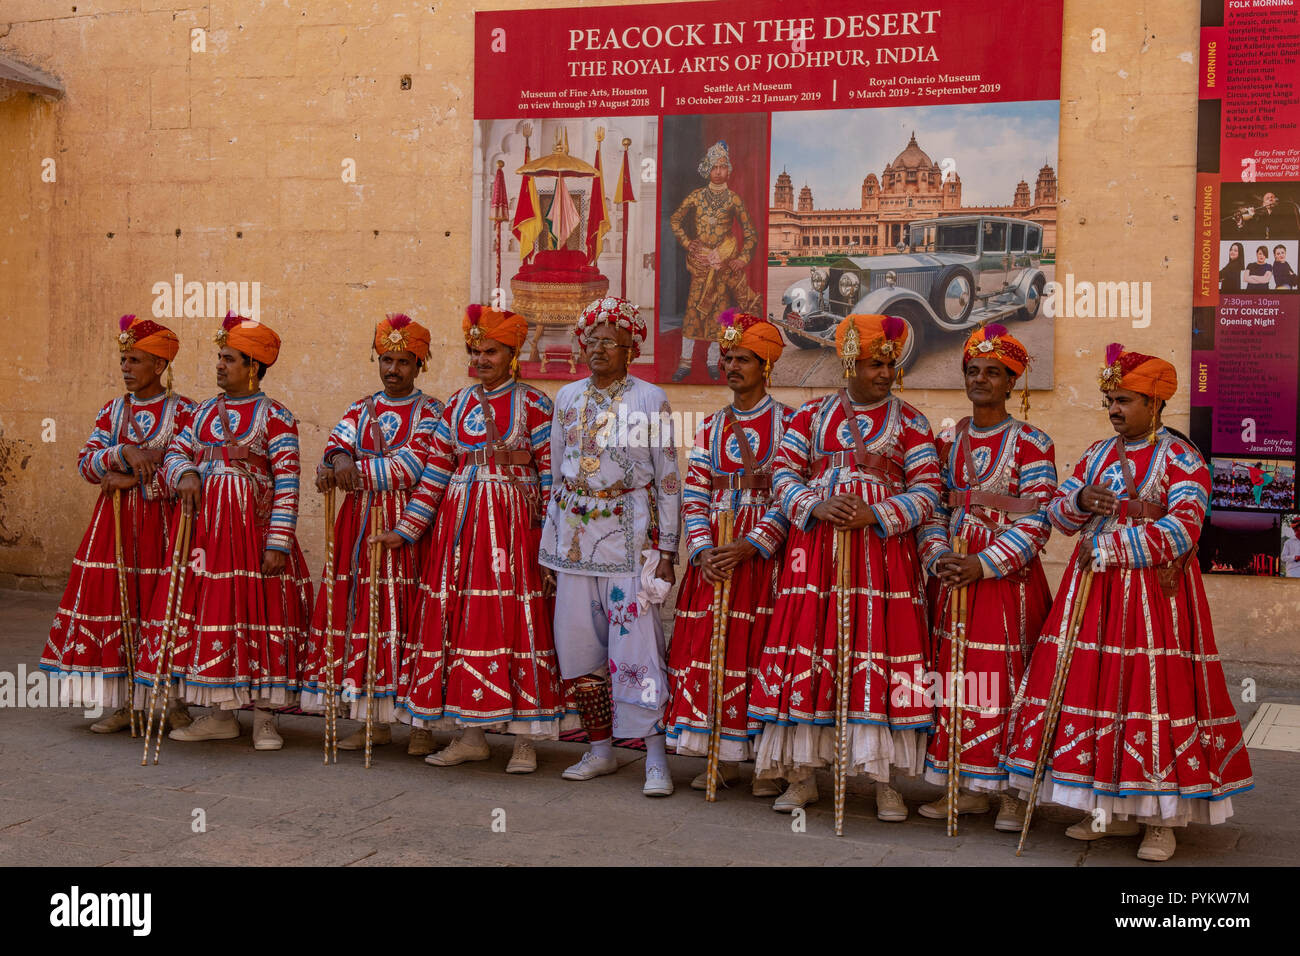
left=540, top=296, right=683, bottom=797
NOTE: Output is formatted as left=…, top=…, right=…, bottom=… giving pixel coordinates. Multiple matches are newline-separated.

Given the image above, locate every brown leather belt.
left=712, top=473, right=771, bottom=491
left=198, top=445, right=269, bottom=471
left=562, top=477, right=640, bottom=499
left=945, top=489, right=1037, bottom=516
left=1124, top=499, right=1167, bottom=519
left=823, top=450, right=904, bottom=485
left=460, top=447, right=534, bottom=468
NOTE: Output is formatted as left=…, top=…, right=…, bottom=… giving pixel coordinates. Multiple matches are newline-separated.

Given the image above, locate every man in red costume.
left=665, top=310, right=794, bottom=795
left=41, top=315, right=195, bottom=733
left=1003, top=344, right=1254, bottom=862
left=917, top=324, right=1056, bottom=831
left=302, top=315, right=443, bottom=756
left=136, top=313, right=313, bottom=752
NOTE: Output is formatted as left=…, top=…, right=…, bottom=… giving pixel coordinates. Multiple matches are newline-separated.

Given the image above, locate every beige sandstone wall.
left=0, top=0, right=1294, bottom=678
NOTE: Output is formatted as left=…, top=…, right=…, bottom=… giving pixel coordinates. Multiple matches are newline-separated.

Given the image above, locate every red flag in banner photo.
left=586, top=136, right=610, bottom=263
left=614, top=148, right=635, bottom=206
left=511, top=165, right=543, bottom=262
left=490, top=162, right=510, bottom=222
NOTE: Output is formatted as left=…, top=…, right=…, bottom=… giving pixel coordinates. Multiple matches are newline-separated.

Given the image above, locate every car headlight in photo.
left=810, top=267, right=828, bottom=292
left=838, top=273, right=859, bottom=299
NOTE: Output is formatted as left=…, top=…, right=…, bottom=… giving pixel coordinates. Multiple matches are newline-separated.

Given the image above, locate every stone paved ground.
left=2, top=589, right=1294, bottom=867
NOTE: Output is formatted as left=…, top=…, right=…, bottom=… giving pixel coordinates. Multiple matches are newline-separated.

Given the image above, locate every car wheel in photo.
left=1016, top=274, right=1046, bottom=321
left=928, top=265, right=975, bottom=327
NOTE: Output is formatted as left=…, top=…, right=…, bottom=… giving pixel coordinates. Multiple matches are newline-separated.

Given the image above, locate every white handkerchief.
left=637, top=548, right=671, bottom=611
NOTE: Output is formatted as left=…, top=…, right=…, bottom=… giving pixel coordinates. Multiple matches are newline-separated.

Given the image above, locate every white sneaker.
left=424, top=735, right=491, bottom=767
left=561, top=750, right=618, bottom=781
left=90, top=707, right=132, bottom=734
left=338, top=724, right=392, bottom=751
left=170, top=713, right=241, bottom=742
left=1137, top=825, right=1177, bottom=862
left=506, top=737, right=538, bottom=774
left=643, top=765, right=674, bottom=797
left=690, top=762, right=741, bottom=791
left=875, top=782, right=908, bottom=822
left=918, top=791, right=990, bottom=819
left=1065, top=814, right=1141, bottom=841
left=994, top=793, right=1026, bottom=832
left=773, top=777, right=819, bottom=812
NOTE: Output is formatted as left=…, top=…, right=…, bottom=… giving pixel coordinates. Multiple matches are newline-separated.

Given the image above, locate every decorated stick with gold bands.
left=1017, top=564, right=1096, bottom=855
left=112, top=490, right=140, bottom=738
left=704, top=508, right=735, bottom=803
left=141, top=507, right=191, bottom=766
left=946, top=536, right=971, bottom=837
left=364, top=495, right=384, bottom=770
left=833, top=525, right=853, bottom=837
left=323, top=486, right=338, bottom=765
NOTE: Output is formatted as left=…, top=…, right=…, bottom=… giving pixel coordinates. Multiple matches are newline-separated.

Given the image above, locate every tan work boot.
left=773, top=776, right=819, bottom=812
left=875, top=782, right=909, bottom=822
left=1137, top=825, right=1177, bottom=862
left=90, top=707, right=132, bottom=734
left=338, top=724, right=392, bottom=751
left=506, top=737, right=538, bottom=774
left=690, top=761, right=741, bottom=791
left=994, top=793, right=1027, bottom=832
left=751, top=776, right=784, bottom=797
left=407, top=727, right=435, bottom=756
left=425, top=734, right=491, bottom=767
left=1065, top=814, right=1141, bottom=841
left=165, top=700, right=193, bottom=730
left=918, top=791, right=990, bottom=819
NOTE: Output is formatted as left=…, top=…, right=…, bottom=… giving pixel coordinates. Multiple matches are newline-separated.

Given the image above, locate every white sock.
left=643, top=734, right=668, bottom=773
left=706, top=340, right=721, bottom=365
left=461, top=726, right=487, bottom=748
left=679, top=336, right=693, bottom=364
left=590, top=738, right=613, bottom=760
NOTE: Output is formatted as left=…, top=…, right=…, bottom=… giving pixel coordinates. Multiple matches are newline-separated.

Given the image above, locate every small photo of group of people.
left=1210, top=457, right=1295, bottom=511
left=1219, top=239, right=1299, bottom=293
left=1220, top=183, right=1300, bottom=293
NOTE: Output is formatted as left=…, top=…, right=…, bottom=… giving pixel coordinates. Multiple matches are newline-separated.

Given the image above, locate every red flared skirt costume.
left=299, top=390, right=442, bottom=722
left=916, top=416, right=1058, bottom=791
left=665, top=397, right=793, bottom=762
left=134, top=393, right=313, bottom=709
left=41, top=392, right=194, bottom=709
left=748, top=393, right=943, bottom=781
left=394, top=382, right=571, bottom=736
left=1002, top=432, right=1253, bottom=825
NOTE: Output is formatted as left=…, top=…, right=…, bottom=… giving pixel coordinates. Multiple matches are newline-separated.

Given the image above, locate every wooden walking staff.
left=1016, top=564, right=1096, bottom=855
left=111, top=490, right=140, bottom=737
left=704, top=508, right=735, bottom=802
left=363, top=495, right=384, bottom=769
left=945, top=536, right=971, bottom=837
left=141, top=507, right=192, bottom=766
left=833, top=525, right=853, bottom=837
left=322, top=486, right=339, bottom=765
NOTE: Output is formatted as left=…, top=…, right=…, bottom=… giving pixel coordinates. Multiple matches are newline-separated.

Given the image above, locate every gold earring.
left=248, top=364, right=257, bottom=392
left=164, top=365, right=174, bottom=397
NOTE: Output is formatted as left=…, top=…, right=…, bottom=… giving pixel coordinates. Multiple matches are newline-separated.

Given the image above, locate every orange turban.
left=1098, top=343, right=1177, bottom=401
left=463, top=304, right=529, bottom=349
left=117, top=314, right=179, bottom=361
left=213, top=312, right=281, bottom=367
left=717, top=309, right=784, bottom=365
left=374, top=313, right=430, bottom=362
left=962, top=323, right=1029, bottom=377
left=835, top=313, right=908, bottom=374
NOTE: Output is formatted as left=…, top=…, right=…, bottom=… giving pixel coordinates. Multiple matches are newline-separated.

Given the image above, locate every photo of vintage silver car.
left=771, top=215, right=1047, bottom=371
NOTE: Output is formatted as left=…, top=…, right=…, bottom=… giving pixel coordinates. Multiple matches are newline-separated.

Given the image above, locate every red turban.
left=117, top=314, right=179, bottom=361
left=962, top=323, right=1029, bottom=377
left=1098, top=343, right=1177, bottom=401
left=574, top=296, right=647, bottom=359
left=717, top=309, right=784, bottom=365
left=213, top=312, right=281, bottom=367
left=463, top=304, right=529, bottom=349
left=375, top=313, right=431, bottom=361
